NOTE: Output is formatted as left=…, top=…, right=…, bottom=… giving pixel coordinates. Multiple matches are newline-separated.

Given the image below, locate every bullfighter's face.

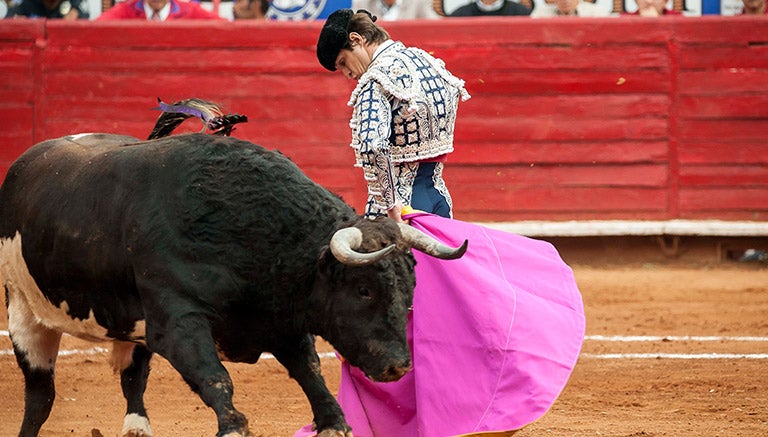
left=333, top=33, right=376, bottom=81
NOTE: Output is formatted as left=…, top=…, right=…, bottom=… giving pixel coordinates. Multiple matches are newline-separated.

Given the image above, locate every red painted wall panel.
left=1, top=17, right=766, bottom=222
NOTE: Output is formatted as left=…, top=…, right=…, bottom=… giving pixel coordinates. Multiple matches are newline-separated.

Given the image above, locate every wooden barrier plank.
left=42, top=46, right=321, bottom=74
left=679, top=46, right=768, bottom=70
left=0, top=138, right=32, bottom=156
left=389, top=17, right=674, bottom=46
left=452, top=141, right=669, bottom=165
left=678, top=120, right=768, bottom=141
left=455, top=210, right=674, bottom=222
left=0, top=71, right=34, bottom=96
left=673, top=16, right=768, bottom=44
left=450, top=186, right=669, bottom=212
left=470, top=95, right=669, bottom=118
left=455, top=117, right=669, bottom=142
left=46, top=21, right=321, bottom=49
left=679, top=165, right=768, bottom=186
left=0, top=48, right=38, bottom=65
left=680, top=188, right=768, bottom=212
left=679, top=95, right=768, bottom=118
left=0, top=21, right=45, bottom=41
left=678, top=70, right=768, bottom=94
left=436, top=46, right=670, bottom=71
left=461, top=71, right=670, bottom=95
left=42, top=71, right=351, bottom=99
left=448, top=164, right=668, bottom=187
left=0, top=107, right=34, bottom=131
left=662, top=211, right=768, bottom=221
left=678, top=142, right=768, bottom=164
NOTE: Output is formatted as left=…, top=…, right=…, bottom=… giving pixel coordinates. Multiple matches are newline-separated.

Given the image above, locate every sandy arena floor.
left=1, top=262, right=767, bottom=437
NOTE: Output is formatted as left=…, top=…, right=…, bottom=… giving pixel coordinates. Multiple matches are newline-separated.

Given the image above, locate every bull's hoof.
left=317, top=429, right=353, bottom=437
left=123, top=432, right=151, bottom=437
left=122, top=413, right=152, bottom=437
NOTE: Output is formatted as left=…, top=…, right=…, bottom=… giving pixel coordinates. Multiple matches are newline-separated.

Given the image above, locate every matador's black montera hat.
left=317, top=8, right=354, bottom=72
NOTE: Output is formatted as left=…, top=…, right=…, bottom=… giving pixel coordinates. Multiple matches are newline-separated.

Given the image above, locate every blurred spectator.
left=6, top=0, right=88, bottom=18
left=449, top=0, right=531, bottom=15
left=98, top=0, right=222, bottom=19
left=741, top=0, right=767, bottom=14
left=531, top=0, right=609, bottom=16
left=352, top=0, right=441, bottom=19
left=624, top=0, right=681, bottom=15
left=233, top=0, right=269, bottom=19
left=739, top=248, right=768, bottom=262
left=1, top=0, right=13, bottom=17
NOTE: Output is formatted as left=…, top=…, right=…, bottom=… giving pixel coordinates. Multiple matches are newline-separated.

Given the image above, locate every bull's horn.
left=330, top=227, right=397, bottom=266
left=398, top=224, right=468, bottom=260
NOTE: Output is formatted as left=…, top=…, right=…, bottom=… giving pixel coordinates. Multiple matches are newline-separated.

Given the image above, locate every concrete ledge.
left=477, top=220, right=768, bottom=238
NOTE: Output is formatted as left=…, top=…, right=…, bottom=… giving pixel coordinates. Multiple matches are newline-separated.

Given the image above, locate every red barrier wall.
left=1, top=17, right=766, bottom=222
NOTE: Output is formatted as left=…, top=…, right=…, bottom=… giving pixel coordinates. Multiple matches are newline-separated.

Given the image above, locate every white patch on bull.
left=66, top=133, right=96, bottom=141
left=121, top=413, right=152, bottom=437
left=219, top=433, right=247, bottom=437
left=5, top=286, right=62, bottom=370
left=56, top=301, right=111, bottom=341
left=111, top=341, right=137, bottom=373
left=0, top=232, right=115, bottom=369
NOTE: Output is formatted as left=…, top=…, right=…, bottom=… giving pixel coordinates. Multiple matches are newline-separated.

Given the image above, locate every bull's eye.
left=358, top=288, right=372, bottom=299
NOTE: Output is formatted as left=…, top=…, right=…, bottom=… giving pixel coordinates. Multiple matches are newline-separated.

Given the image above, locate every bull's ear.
left=317, top=245, right=344, bottom=280
left=317, top=245, right=333, bottom=269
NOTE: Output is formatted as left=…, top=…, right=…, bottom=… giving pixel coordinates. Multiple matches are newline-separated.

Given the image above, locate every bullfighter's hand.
left=387, top=203, right=405, bottom=223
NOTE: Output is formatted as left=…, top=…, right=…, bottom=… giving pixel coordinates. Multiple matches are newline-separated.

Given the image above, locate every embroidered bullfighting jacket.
left=347, top=40, right=470, bottom=217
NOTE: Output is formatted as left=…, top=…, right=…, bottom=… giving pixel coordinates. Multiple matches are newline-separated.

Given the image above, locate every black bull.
left=0, top=133, right=467, bottom=437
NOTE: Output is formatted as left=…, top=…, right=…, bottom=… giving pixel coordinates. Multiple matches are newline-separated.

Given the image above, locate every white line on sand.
left=3, top=332, right=767, bottom=359
left=582, top=353, right=768, bottom=359
left=585, top=335, right=768, bottom=342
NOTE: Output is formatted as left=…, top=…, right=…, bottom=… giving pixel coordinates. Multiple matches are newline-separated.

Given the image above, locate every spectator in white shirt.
left=352, top=0, right=441, bottom=19
left=531, top=0, right=610, bottom=16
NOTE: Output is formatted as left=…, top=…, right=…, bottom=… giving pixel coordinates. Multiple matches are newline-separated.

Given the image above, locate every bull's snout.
left=375, top=359, right=412, bottom=382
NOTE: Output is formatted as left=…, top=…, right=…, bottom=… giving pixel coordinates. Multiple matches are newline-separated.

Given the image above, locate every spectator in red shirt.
left=625, top=0, right=681, bottom=15
left=97, top=0, right=222, bottom=20
left=741, top=0, right=767, bottom=14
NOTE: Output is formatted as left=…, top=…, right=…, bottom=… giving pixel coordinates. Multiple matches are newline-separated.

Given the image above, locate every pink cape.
left=296, top=213, right=585, bottom=436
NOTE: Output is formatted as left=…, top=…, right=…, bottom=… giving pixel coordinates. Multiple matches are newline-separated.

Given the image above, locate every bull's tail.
left=148, top=98, right=248, bottom=140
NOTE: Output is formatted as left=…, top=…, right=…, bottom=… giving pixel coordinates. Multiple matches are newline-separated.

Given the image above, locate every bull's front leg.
left=147, top=315, right=251, bottom=437
left=272, top=335, right=352, bottom=437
